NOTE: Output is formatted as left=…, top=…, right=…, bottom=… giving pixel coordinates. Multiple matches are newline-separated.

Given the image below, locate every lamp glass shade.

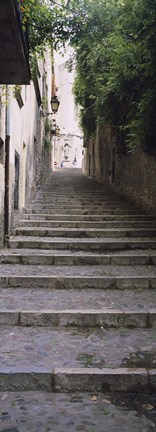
left=51, top=96, right=60, bottom=113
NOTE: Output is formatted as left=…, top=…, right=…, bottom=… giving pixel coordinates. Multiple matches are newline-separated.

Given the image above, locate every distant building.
left=52, top=50, right=84, bottom=170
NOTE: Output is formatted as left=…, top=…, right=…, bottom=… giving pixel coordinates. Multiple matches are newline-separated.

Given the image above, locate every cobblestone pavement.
left=0, top=391, right=156, bottom=432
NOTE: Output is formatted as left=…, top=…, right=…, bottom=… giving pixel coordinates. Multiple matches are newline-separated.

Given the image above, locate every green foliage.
left=18, top=0, right=87, bottom=52
left=45, top=118, right=52, bottom=133
left=18, top=0, right=156, bottom=153
left=44, top=137, right=51, bottom=149
left=18, top=0, right=88, bottom=79
left=71, top=0, right=156, bottom=153
left=0, top=85, right=7, bottom=106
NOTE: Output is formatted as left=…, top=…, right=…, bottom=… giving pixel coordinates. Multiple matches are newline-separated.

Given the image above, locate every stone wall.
left=84, top=124, right=156, bottom=213
left=114, top=149, right=156, bottom=213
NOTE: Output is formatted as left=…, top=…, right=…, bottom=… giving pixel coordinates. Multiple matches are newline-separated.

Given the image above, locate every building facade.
left=52, top=52, right=84, bottom=170
left=0, top=50, right=53, bottom=247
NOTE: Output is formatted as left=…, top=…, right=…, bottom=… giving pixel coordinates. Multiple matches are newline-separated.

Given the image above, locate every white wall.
left=53, top=49, right=83, bottom=169
left=0, top=48, right=53, bottom=244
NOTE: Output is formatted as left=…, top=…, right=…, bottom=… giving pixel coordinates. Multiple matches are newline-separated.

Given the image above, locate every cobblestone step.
left=33, top=199, right=129, bottom=205
left=18, top=219, right=156, bottom=228
left=0, top=326, right=156, bottom=392
left=0, top=391, right=156, bottom=432
left=32, top=204, right=141, bottom=211
left=25, top=208, right=147, bottom=215
left=11, top=227, right=156, bottom=238
left=30, top=203, right=136, bottom=207
left=22, top=212, right=155, bottom=221
left=0, top=263, right=155, bottom=276
left=1, top=249, right=156, bottom=265
left=0, top=274, right=155, bottom=289
left=8, top=236, right=156, bottom=250
left=1, top=367, right=155, bottom=393
left=0, top=308, right=156, bottom=328
left=0, top=287, right=156, bottom=312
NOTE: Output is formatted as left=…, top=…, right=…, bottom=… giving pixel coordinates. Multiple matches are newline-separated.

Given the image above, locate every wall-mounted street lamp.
left=51, top=95, right=60, bottom=114
left=55, top=125, right=60, bottom=136
left=40, top=95, right=60, bottom=117
left=50, top=125, right=60, bottom=136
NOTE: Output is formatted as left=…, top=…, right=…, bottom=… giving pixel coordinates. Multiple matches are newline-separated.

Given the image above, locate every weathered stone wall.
left=84, top=124, right=156, bottom=213
left=114, top=149, right=156, bottom=212
left=84, top=126, right=113, bottom=182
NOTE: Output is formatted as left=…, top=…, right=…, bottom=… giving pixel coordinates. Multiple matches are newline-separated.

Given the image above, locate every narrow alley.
left=0, top=168, right=156, bottom=431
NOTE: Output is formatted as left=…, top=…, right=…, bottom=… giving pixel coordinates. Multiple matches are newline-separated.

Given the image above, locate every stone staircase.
left=0, top=168, right=156, bottom=430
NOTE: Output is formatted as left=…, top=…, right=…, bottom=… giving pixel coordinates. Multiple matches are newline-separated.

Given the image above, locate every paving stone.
left=0, top=391, right=156, bottom=432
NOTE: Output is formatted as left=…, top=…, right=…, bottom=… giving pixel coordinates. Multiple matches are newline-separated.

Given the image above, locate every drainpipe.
left=4, top=85, right=11, bottom=243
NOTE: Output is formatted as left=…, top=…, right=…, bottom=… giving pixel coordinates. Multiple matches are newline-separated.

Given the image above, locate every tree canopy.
left=72, top=0, right=156, bottom=153
left=19, top=0, right=156, bottom=153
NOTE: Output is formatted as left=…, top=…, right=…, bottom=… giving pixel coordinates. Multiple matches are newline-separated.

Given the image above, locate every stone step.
left=0, top=326, right=155, bottom=391
left=18, top=219, right=156, bottom=228
left=0, top=264, right=156, bottom=277
left=33, top=198, right=129, bottom=204
left=33, top=202, right=140, bottom=210
left=25, top=208, right=147, bottom=215
left=0, top=308, right=156, bottom=328
left=0, top=273, right=155, bottom=289
left=1, top=367, right=155, bottom=393
left=8, top=236, right=156, bottom=251
left=1, top=249, right=156, bottom=265
left=22, top=213, right=156, bottom=221
left=36, top=196, right=128, bottom=202
left=0, top=263, right=155, bottom=276
left=35, top=191, right=141, bottom=200
left=35, top=189, right=125, bottom=194
left=11, top=227, right=156, bottom=238
left=35, top=191, right=125, bottom=196
left=28, top=205, right=146, bottom=213
left=1, top=286, right=156, bottom=312
left=0, top=391, right=155, bottom=431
